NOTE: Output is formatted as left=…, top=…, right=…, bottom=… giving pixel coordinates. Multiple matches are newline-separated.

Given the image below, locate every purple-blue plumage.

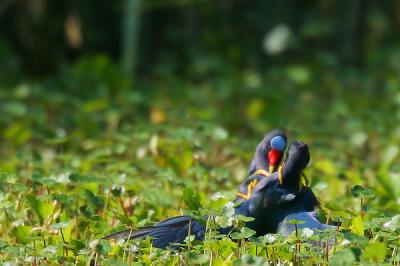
left=100, top=141, right=325, bottom=250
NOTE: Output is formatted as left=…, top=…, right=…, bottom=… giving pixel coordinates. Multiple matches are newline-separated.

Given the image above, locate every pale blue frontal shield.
left=270, top=136, right=286, bottom=151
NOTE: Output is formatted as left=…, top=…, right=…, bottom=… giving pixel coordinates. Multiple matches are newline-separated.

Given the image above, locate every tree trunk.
left=122, top=0, right=142, bottom=78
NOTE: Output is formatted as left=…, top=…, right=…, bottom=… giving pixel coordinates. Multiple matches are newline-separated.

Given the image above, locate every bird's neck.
left=282, top=166, right=302, bottom=190
left=251, top=148, right=269, bottom=173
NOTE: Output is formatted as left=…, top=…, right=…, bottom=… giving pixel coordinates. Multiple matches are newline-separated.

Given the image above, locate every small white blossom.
left=89, top=239, right=100, bottom=250
left=56, top=128, right=66, bottom=138
left=136, top=147, right=147, bottom=158
left=301, top=228, right=314, bottom=238
left=315, top=182, right=328, bottom=190
left=263, top=24, right=291, bottom=55
left=24, top=257, right=34, bottom=263
left=213, top=127, right=228, bottom=140
left=111, top=184, right=126, bottom=194
left=116, top=239, right=126, bottom=246
left=130, top=245, right=139, bottom=252
left=341, top=239, right=351, bottom=246
left=212, top=192, right=225, bottom=200
left=384, top=221, right=392, bottom=228
left=223, top=202, right=235, bottom=217
left=264, top=234, right=276, bottom=244
left=215, top=215, right=234, bottom=227
left=49, top=172, right=70, bottom=183
left=185, top=235, right=195, bottom=243
left=11, top=220, right=24, bottom=227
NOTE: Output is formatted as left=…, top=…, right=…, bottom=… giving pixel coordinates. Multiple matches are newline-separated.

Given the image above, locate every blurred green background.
left=1, top=0, right=400, bottom=264
left=1, top=0, right=400, bottom=232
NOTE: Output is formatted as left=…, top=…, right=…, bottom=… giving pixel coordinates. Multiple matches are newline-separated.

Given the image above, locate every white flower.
left=136, top=147, right=147, bottom=158
left=213, top=127, right=228, bottom=140
left=215, top=215, right=234, bottom=227
left=89, top=239, right=100, bottom=250
left=264, top=234, right=276, bottom=244
left=212, top=192, right=225, bottom=200
left=223, top=202, right=235, bottom=217
left=263, top=24, right=291, bottom=55
left=301, top=228, right=314, bottom=238
left=50, top=172, right=70, bottom=183
left=23, top=257, right=34, bottom=263
left=116, top=239, right=126, bottom=246
left=224, top=202, right=234, bottom=208
left=56, top=128, right=66, bottom=138
left=11, top=220, right=24, bottom=227
left=314, top=182, right=328, bottom=190
left=384, top=221, right=392, bottom=228
left=130, top=245, right=139, bottom=252
left=341, top=239, right=351, bottom=246
left=111, top=184, right=126, bottom=194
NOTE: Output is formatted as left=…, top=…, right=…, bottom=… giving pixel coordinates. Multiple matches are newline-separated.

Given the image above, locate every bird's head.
left=280, top=141, right=310, bottom=189
left=249, top=130, right=287, bottom=176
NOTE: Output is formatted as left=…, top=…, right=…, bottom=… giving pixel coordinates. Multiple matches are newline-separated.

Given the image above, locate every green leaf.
left=330, top=249, right=356, bottom=266
left=286, top=65, right=310, bottom=84
left=351, top=216, right=364, bottom=236
left=189, top=253, right=209, bottom=264
left=39, top=245, right=58, bottom=256
left=343, top=232, right=369, bottom=246
left=325, top=202, right=342, bottom=211
left=361, top=242, right=386, bottom=263
left=351, top=185, right=375, bottom=199
left=83, top=98, right=109, bottom=112
left=101, top=258, right=128, bottom=266
left=381, top=144, right=399, bottom=169
left=26, top=195, right=55, bottom=225
left=231, top=227, right=256, bottom=240
left=84, top=189, right=105, bottom=209
left=183, top=187, right=201, bottom=210
left=234, top=214, right=255, bottom=222
left=44, top=137, right=70, bottom=145
left=141, top=188, right=173, bottom=208
left=180, top=149, right=193, bottom=172
left=67, top=240, right=86, bottom=252
left=13, top=226, right=32, bottom=244
left=233, top=254, right=266, bottom=266
left=288, top=219, right=305, bottom=225
left=96, top=241, right=112, bottom=255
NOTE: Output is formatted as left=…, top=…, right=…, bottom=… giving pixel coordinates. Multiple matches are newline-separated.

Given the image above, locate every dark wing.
left=251, top=172, right=279, bottom=194
left=102, top=216, right=205, bottom=249
left=297, top=186, right=319, bottom=211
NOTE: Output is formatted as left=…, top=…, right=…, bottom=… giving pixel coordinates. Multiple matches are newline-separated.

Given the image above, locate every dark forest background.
left=1, top=1, right=399, bottom=77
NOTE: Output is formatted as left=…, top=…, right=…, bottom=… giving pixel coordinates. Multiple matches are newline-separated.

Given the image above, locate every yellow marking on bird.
left=236, top=179, right=259, bottom=200
left=237, top=166, right=307, bottom=200
left=236, top=169, right=272, bottom=200
left=269, top=165, right=274, bottom=174
left=253, top=169, right=270, bottom=177
left=278, top=165, right=283, bottom=185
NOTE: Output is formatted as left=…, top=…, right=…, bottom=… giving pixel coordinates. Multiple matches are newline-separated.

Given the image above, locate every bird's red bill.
left=268, top=149, right=281, bottom=168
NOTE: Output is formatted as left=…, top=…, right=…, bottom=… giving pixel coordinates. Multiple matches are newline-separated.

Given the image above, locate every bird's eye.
left=270, top=136, right=286, bottom=151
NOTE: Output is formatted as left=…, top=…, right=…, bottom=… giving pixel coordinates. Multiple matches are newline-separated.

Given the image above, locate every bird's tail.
left=90, top=216, right=205, bottom=265
left=101, top=216, right=205, bottom=249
